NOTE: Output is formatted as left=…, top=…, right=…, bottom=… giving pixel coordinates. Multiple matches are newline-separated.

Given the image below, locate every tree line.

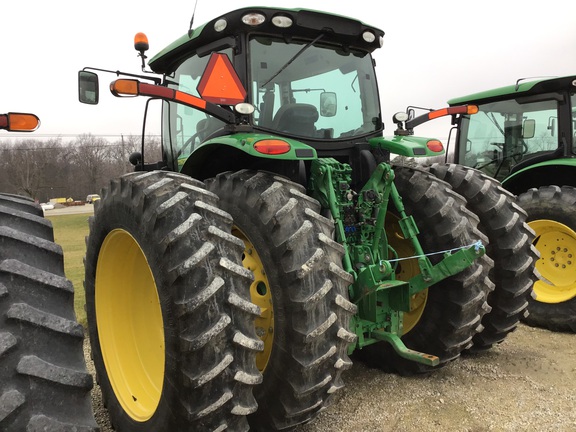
left=0, top=134, right=161, bottom=203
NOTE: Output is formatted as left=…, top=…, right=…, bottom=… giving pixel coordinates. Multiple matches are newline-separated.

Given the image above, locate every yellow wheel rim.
left=530, top=219, right=576, bottom=303
left=233, top=227, right=274, bottom=372
left=95, top=229, right=164, bottom=422
left=386, top=214, right=428, bottom=334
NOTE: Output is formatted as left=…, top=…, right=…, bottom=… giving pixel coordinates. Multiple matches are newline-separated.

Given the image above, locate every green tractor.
left=427, top=75, right=575, bottom=333
left=78, top=7, right=535, bottom=431
left=0, top=113, right=98, bottom=431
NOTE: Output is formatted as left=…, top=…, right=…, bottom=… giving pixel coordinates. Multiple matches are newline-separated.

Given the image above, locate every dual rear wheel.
left=85, top=165, right=533, bottom=430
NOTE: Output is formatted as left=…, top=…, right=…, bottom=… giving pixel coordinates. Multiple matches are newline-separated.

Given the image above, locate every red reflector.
left=254, top=139, right=291, bottom=155
left=139, top=83, right=174, bottom=99
left=428, top=108, right=449, bottom=120
left=426, top=140, right=444, bottom=152
left=175, top=90, right=207, bottom=109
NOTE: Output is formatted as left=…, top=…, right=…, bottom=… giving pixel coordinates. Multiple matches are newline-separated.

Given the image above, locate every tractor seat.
left=270, top=103, right=319, bottom=137
left=196, top=117, right=224, bottom=142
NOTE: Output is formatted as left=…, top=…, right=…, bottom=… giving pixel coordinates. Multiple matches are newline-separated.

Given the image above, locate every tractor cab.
left=80, top=7, right=385, bottom=180
left=148, top=8, right=384, bottom=159
left=447, top=75, right=576, bottom=190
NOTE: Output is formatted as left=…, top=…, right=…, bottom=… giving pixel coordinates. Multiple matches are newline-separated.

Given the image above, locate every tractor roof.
left=448, top=74, right=576, bottom=106
left=149, top=6, right=384, bottom=74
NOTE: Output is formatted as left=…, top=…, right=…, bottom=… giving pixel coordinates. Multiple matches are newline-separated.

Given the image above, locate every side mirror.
left=522, top=118, right=536, bottom=139
left=547, top=116, right=557, bottom=137
left=320, top=92, right=337, bottom=117
left=78, top=71, right=99, bottom=104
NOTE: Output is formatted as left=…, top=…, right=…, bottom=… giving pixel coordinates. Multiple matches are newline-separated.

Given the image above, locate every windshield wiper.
left=484, top=111, right=506, bottom=136
left=260, top=33, right=324, bottom=88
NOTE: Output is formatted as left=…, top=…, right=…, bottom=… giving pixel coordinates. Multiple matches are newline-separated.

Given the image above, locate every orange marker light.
left=2, top=113, right=40, bottom=132
left=467, top=105, right=479, bottom=115
left=254, top=139, right=291, bottom=155
left=110, top=79, right=139, bottom=97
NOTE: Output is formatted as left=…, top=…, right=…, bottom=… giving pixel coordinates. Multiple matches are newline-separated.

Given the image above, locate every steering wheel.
left=178, top=114, right=211, bottom=157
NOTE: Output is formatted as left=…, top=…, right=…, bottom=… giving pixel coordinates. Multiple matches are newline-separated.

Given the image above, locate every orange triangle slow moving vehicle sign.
left=197, top=53, right=247, bottom=105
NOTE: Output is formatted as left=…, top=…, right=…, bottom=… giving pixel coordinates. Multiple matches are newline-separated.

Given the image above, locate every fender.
left=370, top=135, right=445, bottom=158
left=178, top=132, right=318, bottom=172
left=503, top=158, right=576, bottom=194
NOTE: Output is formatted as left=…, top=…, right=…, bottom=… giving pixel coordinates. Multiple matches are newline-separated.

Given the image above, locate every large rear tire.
left=0, top=194, right=98, bottom=431
left=355, top=166, right=493, bottom=375
left=428, top=163, right=538, bottom=349
left=206, top=170, right=356, bottom=431
left=518, top=185, right=576, bottom=332
left=84, top=171, right=262, bottom=431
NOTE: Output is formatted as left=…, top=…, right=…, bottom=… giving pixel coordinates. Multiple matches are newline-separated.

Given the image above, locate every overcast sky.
left=2, top=0, right=575, bottom=141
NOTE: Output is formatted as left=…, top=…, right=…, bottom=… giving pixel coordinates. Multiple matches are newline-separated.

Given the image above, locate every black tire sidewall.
left=518, top=186, right=576, bottom=332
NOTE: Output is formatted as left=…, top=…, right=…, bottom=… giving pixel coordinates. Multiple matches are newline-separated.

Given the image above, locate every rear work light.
left=242, top=13, right=266, bottom=26
left=272, top=15, right=293, bottom=28
left=214, top=19, right=227, bottom=32
left=254, top=139, right=291, bottom=155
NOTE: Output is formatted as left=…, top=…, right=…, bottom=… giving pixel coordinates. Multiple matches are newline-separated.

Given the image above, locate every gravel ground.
left=86, top=323, right=576, bottom=431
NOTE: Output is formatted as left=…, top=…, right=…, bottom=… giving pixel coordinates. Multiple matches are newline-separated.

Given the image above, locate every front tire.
left=0, top=194, right=98, bottom=431
left=84, top=171, right=262, bottom=431
left=518, top=185, right=576, bottom=332
left=206, top=170, right=356, bottom=431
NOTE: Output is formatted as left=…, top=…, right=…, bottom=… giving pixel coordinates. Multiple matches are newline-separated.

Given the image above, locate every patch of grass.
left=48, top=214, right=91, bottom=327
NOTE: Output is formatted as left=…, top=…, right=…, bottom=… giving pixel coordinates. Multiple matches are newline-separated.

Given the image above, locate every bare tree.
left=71, top=134, right=112, bottom=197
left=0, top=134, right=164, bottom=202
left=0, top=138, right=68, bottom=200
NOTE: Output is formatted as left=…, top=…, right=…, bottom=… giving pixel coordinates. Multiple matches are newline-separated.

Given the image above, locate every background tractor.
left=0, top=112, right=97, bottom=431
left=425, top=75, right=575, bottom=333
left=78, top=7, right=536, bottom=431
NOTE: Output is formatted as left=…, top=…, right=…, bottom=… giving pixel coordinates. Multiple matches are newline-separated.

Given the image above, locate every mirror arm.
left=82, top=67, right=162, bottom=85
